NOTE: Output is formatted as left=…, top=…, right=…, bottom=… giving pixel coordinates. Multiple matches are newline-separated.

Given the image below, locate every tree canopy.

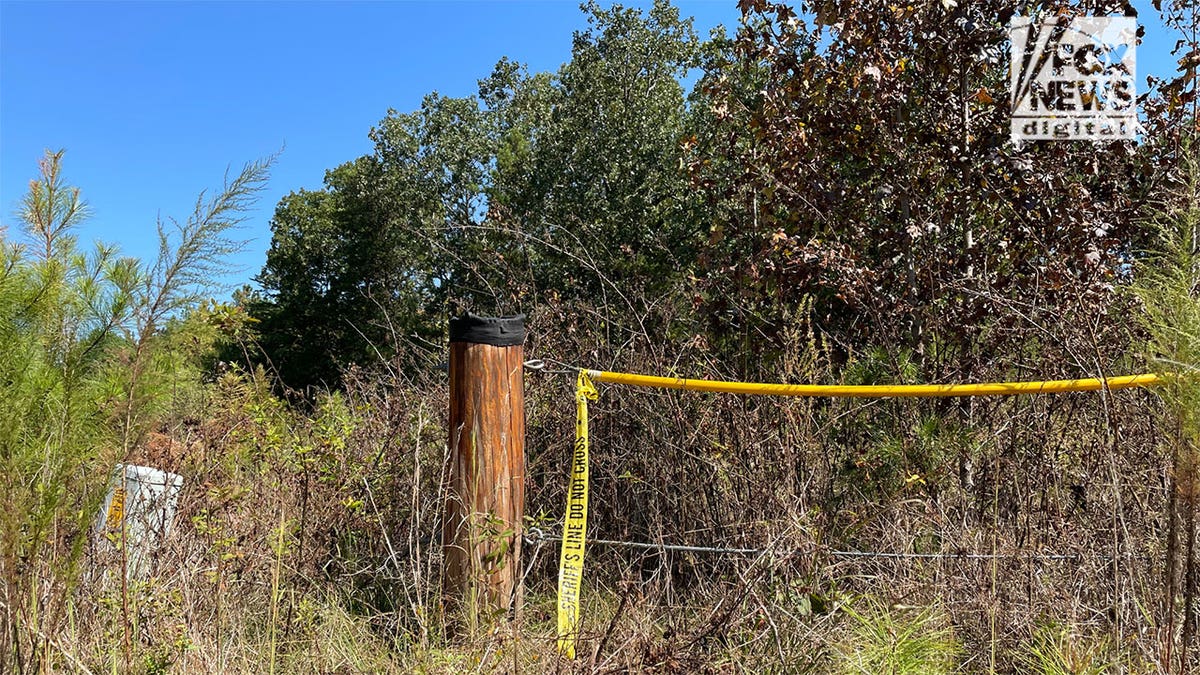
left=248, top=0, right=1197, bottom=391
left=252, top=1, right=704, bottom=390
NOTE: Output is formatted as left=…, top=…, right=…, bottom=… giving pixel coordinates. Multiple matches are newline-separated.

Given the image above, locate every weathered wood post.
left=444, top=313, right=526, bottom=623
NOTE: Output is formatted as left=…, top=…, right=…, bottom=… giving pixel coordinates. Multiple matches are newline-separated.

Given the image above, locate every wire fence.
left=523, top=527, right=1146, bottom=563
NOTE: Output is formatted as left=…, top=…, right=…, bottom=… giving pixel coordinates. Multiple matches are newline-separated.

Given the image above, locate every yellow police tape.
left=555, top=367, right=1159, bottom=658
left=585, top=370, right=1159, bottom=397
left=556, top=370, right=597, bottom=658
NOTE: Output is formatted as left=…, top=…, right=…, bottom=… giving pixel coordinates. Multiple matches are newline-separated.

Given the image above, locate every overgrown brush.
left=833, top=599, right=959, bottom=674
left=1017, top=622, right=1115, bottom=675
left=0, top=149, right=273, bottom=672
left=1135, top=130, right=1200, bottom=671
left=4, top=140, right=1199, bottom=673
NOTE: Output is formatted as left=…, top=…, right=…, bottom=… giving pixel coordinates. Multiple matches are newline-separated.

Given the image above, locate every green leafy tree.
left=252, top=166, right=402, bottom=392
left=252, top=1, right=704, bottom=390
left=497, top=0, right=702, bottom=303
left=253, top=95, right=496, bottom=390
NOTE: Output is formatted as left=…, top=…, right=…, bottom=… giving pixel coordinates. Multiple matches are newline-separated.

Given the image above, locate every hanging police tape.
left=553, top=367, right=1159, bottom=658
left=556, top=370, right=597, bottom=658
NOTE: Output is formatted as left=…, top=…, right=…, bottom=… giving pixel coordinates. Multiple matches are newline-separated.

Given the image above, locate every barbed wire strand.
left=527, top=356, right=584, bottom=375
left=523, top=528, right=1142, bottom=562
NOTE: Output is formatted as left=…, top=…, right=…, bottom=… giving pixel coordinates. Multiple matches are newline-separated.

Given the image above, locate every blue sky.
left=0, top=1, right=1187, bottom=295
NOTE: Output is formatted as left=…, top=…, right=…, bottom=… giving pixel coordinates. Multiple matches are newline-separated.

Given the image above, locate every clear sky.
left=0, top=1, right=1187, bottom=295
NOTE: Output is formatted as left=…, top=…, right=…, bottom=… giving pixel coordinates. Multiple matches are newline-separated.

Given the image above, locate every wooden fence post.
left=444, top=313, right=527, bottom=623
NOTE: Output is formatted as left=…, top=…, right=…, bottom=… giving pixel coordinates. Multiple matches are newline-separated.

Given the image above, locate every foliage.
left=686, top=0, right=1175, bottom=378
left=9, top=0, right=1200, bottom=671
left=0, top=150, right=122, bottom=672
left=250, top=0, right=1197, bottom=394
left=0, top=149, right=271, bottom=672
left=833, top=598, right=960, bottom=674
left=251, top=0, right=702, bottom=390
left=1135, top=133, right=1200, bottom=459
left=497, top=0, right=702, bottom=302
left=1016, top=622, right=1115, bottom=675
left=1133, top=130, right=1200, bottom=667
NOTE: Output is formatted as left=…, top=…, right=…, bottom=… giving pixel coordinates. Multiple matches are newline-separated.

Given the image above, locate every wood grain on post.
left=444, top=314, right=526, bottom=622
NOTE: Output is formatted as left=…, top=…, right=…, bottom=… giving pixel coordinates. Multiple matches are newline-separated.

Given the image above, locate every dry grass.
left=6, top=311, right=1195, bottom=673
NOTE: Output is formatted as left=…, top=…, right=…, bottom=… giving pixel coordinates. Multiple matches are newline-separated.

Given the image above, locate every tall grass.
left=1134, top=132, right=1200, bottom=669
left=832, top=598, right=960, bottom=674
left=2, top=147, right=1196, bottom=672
left=1017, top=623, right=1115, bottom=675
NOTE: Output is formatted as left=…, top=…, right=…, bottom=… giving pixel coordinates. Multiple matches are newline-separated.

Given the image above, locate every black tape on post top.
left=449, top=313, right=526, bottom=346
